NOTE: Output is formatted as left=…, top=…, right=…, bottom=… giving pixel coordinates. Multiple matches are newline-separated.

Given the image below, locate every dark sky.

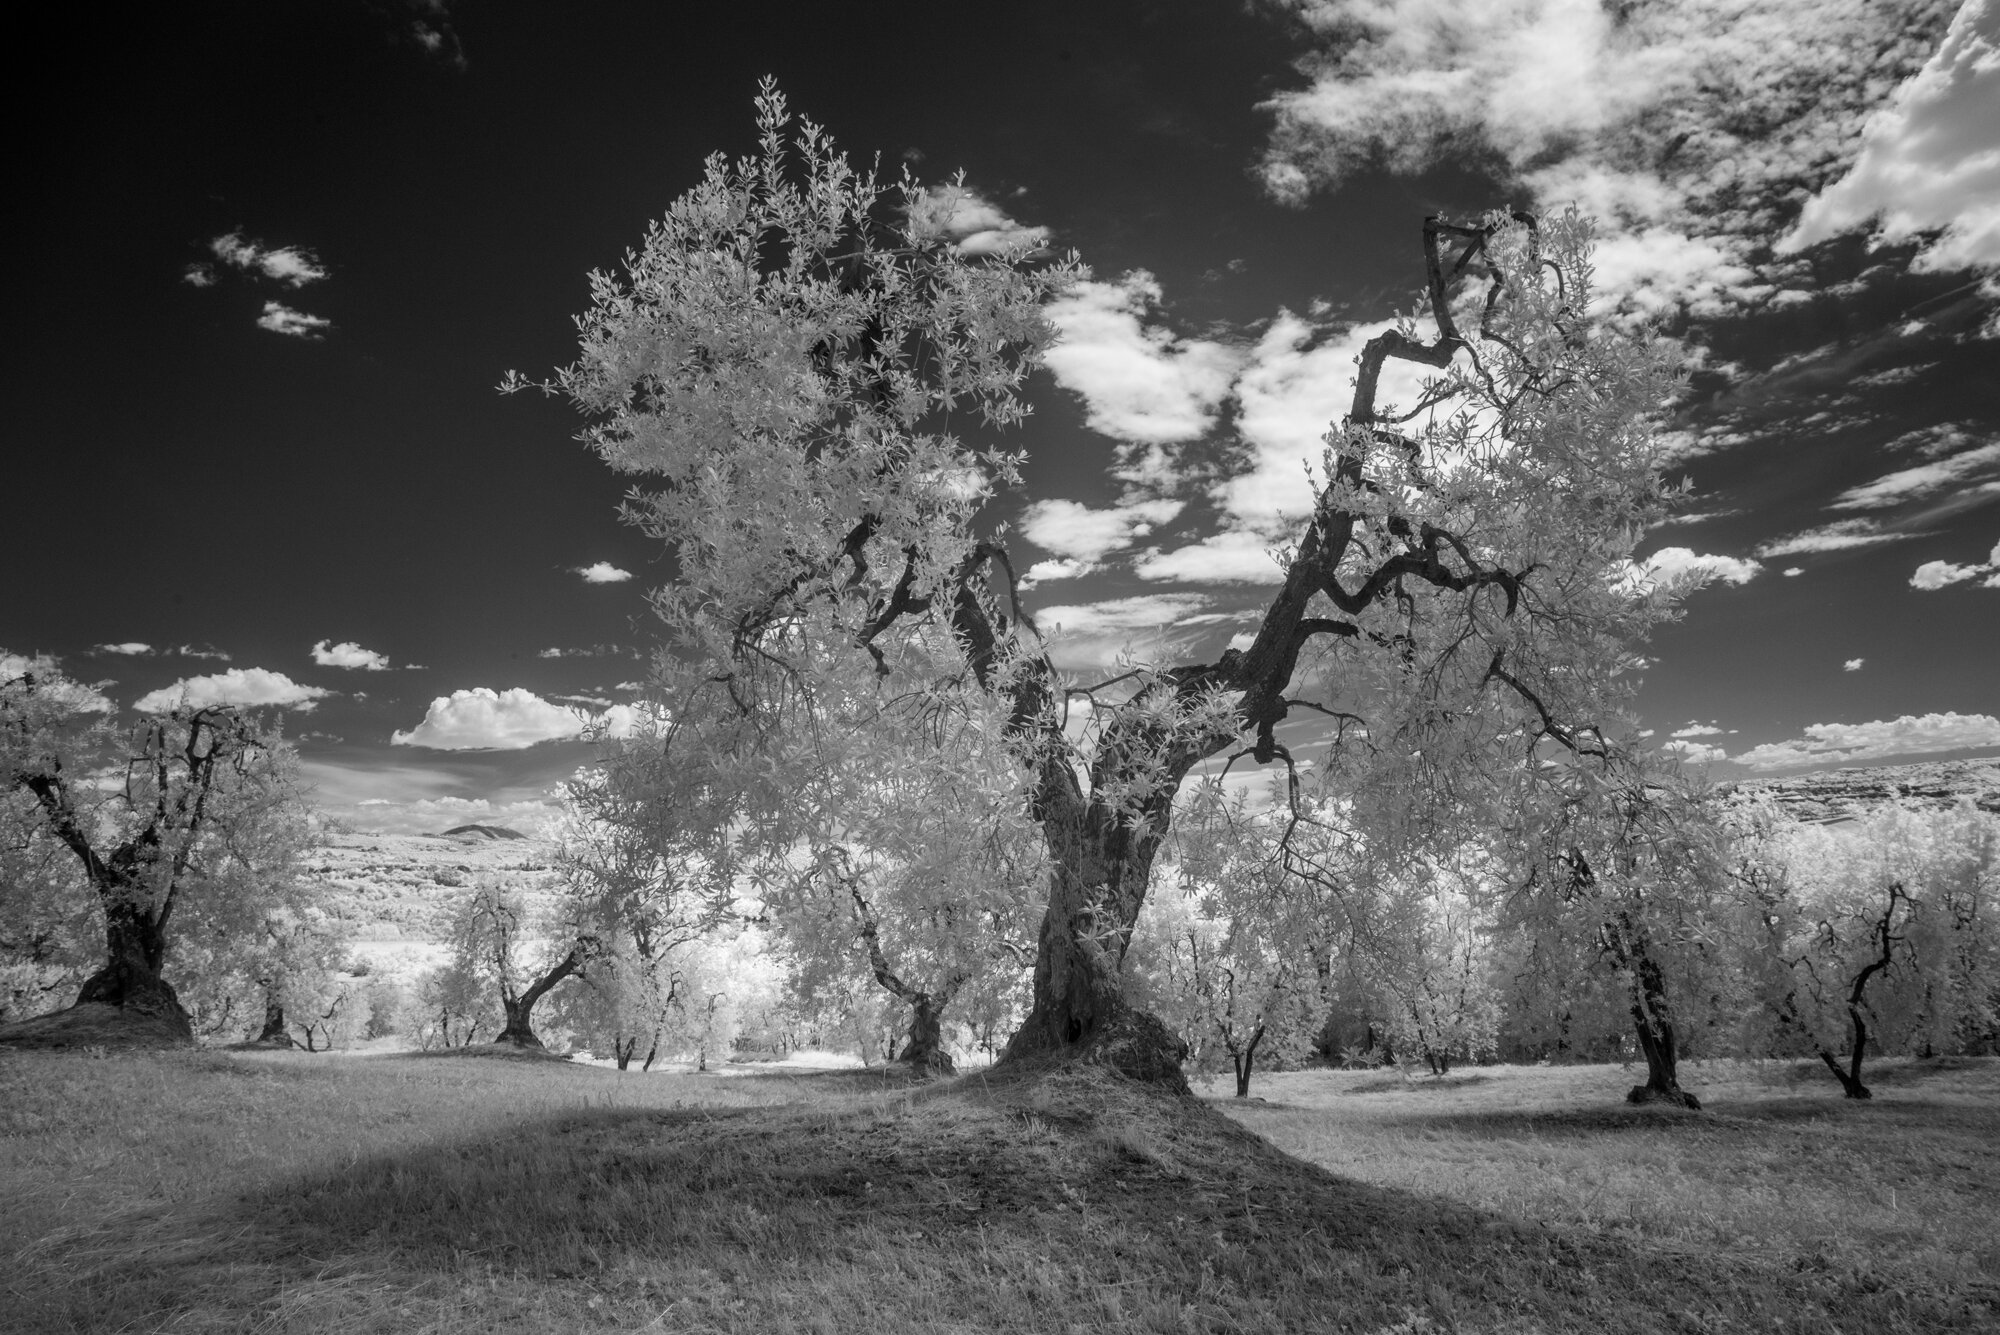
left=7, top=1, right=1996, bottom=833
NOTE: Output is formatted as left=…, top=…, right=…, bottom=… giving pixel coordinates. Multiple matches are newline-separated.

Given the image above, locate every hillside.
left=308, top=830, right=557, bottom=973
left=1728, top=757, right=2000, bottom=824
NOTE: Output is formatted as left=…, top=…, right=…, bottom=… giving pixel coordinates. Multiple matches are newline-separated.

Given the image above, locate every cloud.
left=1911, top=559, right=1985, bottom=590
left=1661, top=738, right=1728, bottom=764
left=1754, top=519, right=1913, bottom=558
left=574, top=561, right=633, bottom=584
left=256, top=302, right=332, bottom=338
left=1732, top=711, right=2000, bottom=770
left=1020, top=498, right=1184, bottom=563
left=391, top=688, right=588, bottom=750
left=1781, top=0, right=2000, bottom=272
left=1019, top=557, right=1097, bottom=589
left=1031, top=593, right=1216, bottom=669
left=1783, top=567, right=1804, bottom=577
left=1844, top=658, right=1865, bottom=671
left=1671, top=722, right=1725, bottom=738
left=1133, top=529, right=1291, bottom=584
left=908, top=185, right=1051, bottom=257
left=181, top=265, right=215, bottom=288
left=1042, top=272, right=1243, bottom=447
left=95, top=642, right=152, bottom=656
left=176, top=644, right=232, bottom=661
left=133, top=668, right=331, bottom=715
left=1831, top=440, right=2000, bottom=509
left=312, top=640, right=391, bottom=671
left=1626, top=546, right=1764, bottom=591
left=208, top=232, right=328, bottom=287
left=1256, top=0, right=1959, bottom=314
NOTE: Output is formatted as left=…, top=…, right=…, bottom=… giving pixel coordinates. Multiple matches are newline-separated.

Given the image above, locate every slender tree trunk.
left=1232, top=1026, right=1264, bottom=1098
left=1625, top=951, right=1700, bottom=1109
left=76, top=894, right=193, bottom=1042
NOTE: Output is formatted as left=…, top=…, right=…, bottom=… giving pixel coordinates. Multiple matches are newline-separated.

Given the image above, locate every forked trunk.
left=999, top=813, right=1189, bottom=1093
left=76, top=896, right=193, bottom=1043
left=491, top=945, right=586, bottom=1049
left=1232, top=1026, right=1264, bottom=1098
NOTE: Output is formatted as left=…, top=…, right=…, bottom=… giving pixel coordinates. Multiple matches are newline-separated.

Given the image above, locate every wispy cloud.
left=1754, top=519, right=1914, bottom=558
left=1732, top=711, right=2000, bottom=769
left=1256, top=0, right=1957, bottom=314
left=312, top=640, right=391, bottom=671
left=256, top=302, right=332, bottom=338
left=94, top=642, right=152, bottom=656
left=908, top=185, right=1051, bottom=257
left=0, top=652, right=115, bottom=713
left=133, top=668, right=331, bottom=714
left=1031, top=593, right=1216, bottom=670
left=1020, top=498, right=1184, bottom=563
left=208, top=231, right=328, bottom=287
left=1832, top=441, right=2000, bottom=509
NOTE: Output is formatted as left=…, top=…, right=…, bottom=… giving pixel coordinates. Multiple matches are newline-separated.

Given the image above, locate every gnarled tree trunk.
left=850, top=884, right=964, bottom=1075
left=75, top=894, right=193, bottom=1042
left=1625, top=949, right=1699, bottom=1109
left=493, top=945, right=587, bottom=1049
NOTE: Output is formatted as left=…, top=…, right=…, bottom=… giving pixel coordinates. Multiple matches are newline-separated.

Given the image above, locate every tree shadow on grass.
left=19, top=1066, right=1997, bottom=1335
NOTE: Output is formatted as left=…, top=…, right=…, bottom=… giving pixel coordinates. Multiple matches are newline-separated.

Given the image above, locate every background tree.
left=527, top=84, right=1686, bottom=1086
left=1738, top=800, right=1999, bottom=1098
left=1505, top=763, right=1740, bottom=1108
left=749, top=632, right=1044, bottom=1074
left=441, top=873, right=596, bottom=1050
left=0, top=788, right=95, bottom=1023
left=2, top=655, right=317, bottom=1042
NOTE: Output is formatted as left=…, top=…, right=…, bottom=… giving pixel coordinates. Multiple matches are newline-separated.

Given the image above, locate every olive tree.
left=2, top=655, right=318, bottom=1043
left=523, top=82, right=1684, bottom=1088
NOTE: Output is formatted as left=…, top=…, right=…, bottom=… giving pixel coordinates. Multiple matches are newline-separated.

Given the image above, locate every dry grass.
left=2, top=1047, right=1995, bottom=1334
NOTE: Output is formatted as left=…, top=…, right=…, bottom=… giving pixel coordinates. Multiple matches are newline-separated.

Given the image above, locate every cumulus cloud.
left=256, top=302, right=331, bottom=338
left=1042, top=272, right=1243, bottom=448
left=1783, top=567, right=1804, bottom=577
left=312, top=640, right=391, bottom=671
left=1672, top=722, right=1726, bottom=738
left=1910, top=539, right=2000, bottom=589
left=908, top=185, right=1051, bottom=257
left=1621, top=546, right=1764, bottom=592
left=574, top=562, right=633, bottom=584
left=209, top=231, right=328, bottom=287
left=1032, top=593, right=1216, bottom=669
left=1782, top=0, right=2000, bottom=272
left=133, top=668, right=331, bottom=715
left=1832, top=441, right=2000, bottom=509
left=1661, top=738, right=1728, bottom=764
left=1732, top=711, right=2000, bottom=769
left=391, top=688, right=586, bottom=750
left=1257, top=0, right=1958, bottom=313
left=95, top=642, right=152, bottom=656
left=1844, top=658, right=1865, bottom=671
left=1020, top=498, right=1184, bottom=563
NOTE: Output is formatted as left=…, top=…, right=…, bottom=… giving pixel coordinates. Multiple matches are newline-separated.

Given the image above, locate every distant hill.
left=1728, top=757, right=2000, bottom=824
left=436, top=824, right=529, bottom=841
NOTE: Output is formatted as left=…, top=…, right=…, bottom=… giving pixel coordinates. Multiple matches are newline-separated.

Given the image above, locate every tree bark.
left=1232, top=1026, right=1264, bottom=1097
left=75, top=895, right=193, bottom=1042
left=253, top=993, right=293, bottom=1046
left=1625, top=950, right=1700, bottom=1109
left=898, top=994, right=955, bottom=1075
left=493, top=945, right=586, bottom=1049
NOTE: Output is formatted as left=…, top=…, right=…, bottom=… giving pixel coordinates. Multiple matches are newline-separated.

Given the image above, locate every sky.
left=6, top=0, right=1997, bottom=836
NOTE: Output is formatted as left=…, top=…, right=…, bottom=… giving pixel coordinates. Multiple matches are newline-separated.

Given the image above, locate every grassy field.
left=2, top=1048, right=1994, bottom=1334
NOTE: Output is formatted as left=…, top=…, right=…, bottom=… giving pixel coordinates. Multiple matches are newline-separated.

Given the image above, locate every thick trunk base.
left=1625, top=1083, right=1702, bottom=1110
left=1000, top=1000, right=1190, bottom=1096
left=75, top=959, right=194, bottom=1043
